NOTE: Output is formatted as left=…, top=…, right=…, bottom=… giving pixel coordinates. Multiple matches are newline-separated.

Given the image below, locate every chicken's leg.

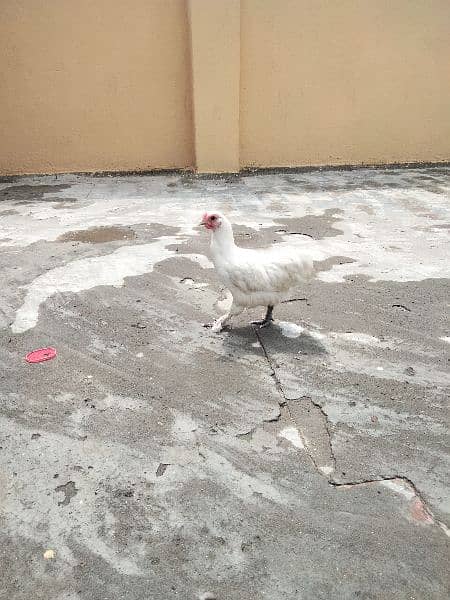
left=204, top=302, right=243, bottom=333
left=251, top=305, right=274, bottom=328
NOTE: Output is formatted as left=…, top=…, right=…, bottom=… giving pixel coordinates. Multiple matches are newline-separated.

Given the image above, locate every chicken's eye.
left=210, top=215, right=216, bottom=221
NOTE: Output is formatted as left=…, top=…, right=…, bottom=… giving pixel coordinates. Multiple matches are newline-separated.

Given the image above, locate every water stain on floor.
left=58, top=226, right=136, bottom=244
left=0, top=184, right=74, bottom=204
left=55, top=481, right=78, bottom=507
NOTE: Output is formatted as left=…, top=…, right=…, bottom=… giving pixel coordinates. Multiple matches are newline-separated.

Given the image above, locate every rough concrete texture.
left=0, top=167, right=449, bottom=599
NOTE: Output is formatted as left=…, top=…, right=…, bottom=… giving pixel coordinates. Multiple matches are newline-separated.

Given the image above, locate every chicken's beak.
left=199, top=219, right=207, bottom=227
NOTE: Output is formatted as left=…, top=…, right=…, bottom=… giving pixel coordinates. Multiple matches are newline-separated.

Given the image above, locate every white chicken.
left=200, top=211, right=314, bottom=332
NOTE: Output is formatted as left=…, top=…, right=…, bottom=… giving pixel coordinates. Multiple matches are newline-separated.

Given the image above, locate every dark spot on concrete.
left=55, top=481, right=78, bottom=507
left=432, top=223, right=450, bottom=230
left=0, top=209, right=19, bottom=216
left=156, top=463, right=169, bottom=477
left=0, top=176, right=19, bottom=183
left=0, top=184, right=73, bottom=204
left=57, top=226, right=136, bottom=244
left=392, top=303, right=411, bottom=312
left=52, top=202, right=83, bottom=210
left=114, top=488, right=134, bottom=498
left=283, top=297, right=309, bottom=305
left=236, top=429, right=255, bottom=441
left=31, top=433, right=41, bottom=440
left=404, top=367, right=416, bottom=376
left=212, top=536, right=226, bottom=546
left=291, top=232, right=314, bottom=238
left=241, top=535, right=262, bottom=552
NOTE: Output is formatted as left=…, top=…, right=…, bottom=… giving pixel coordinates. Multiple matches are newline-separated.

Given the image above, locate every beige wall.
left=1, top=1, right=449, bottom=174
left=0, top=0, right=193, bottom=174
left=240, top=0, right=450, bottom=167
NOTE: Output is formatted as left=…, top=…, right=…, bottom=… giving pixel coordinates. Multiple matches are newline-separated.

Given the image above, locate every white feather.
left=204, top=212, right=314, bottom=329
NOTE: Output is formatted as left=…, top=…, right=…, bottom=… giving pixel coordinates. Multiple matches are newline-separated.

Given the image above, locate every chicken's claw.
left=203, top=321, right=228, bottom=333
left=251, top=318, right=274, bottom=329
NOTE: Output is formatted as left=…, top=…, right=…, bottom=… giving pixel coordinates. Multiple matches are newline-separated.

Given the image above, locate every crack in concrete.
left=253, top=326, right=320, bottom=473
left=254, top=326, right=450, bottom=539
left=392, top=303, right=412, bottom=312
left=253, top=326, right=286, bottom=406
left=251, top=326, right=335, bottom=474
left=296, top=394, right=336, bottom=473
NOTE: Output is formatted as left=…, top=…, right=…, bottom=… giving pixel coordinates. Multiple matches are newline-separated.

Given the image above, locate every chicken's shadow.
left=223, top=324, right=327, bottom=358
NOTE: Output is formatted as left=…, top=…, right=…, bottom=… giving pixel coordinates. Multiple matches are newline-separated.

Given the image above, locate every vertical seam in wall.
left=186, top=0, right=197, bottom=172
left=237, top=0, right=242, bottom=172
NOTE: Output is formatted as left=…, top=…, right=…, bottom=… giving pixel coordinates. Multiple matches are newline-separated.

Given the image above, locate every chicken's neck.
left=210, top=221, right=236, bottom=259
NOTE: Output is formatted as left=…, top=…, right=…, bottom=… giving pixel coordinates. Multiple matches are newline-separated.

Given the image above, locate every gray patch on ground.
left=273, top=210, right=344, bottom=239
left=58, top=226, right=137, bottom=244
left=55, top=480, right=78, bottom=506
left=283, top=168, right=449, bottom=194
left=0, top=184, right=75, bottom=205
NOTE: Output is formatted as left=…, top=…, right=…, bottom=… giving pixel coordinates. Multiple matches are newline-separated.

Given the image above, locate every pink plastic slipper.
left=25, top=347, right=57, bottom=364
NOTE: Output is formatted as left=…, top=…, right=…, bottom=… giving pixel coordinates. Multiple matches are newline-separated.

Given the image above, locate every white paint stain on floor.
left=11, top=238, right=211, bottom=334
left=278, top=426, right=305, bottom=449
left=278, top=322, right=305, bottom=338
left=319, top=465, right=334, bottom=476
left=380, top=479, right=416, bottom=500
left=278, top=323, right=383, bottom=348
left=330, top=332, right=384, bottom=346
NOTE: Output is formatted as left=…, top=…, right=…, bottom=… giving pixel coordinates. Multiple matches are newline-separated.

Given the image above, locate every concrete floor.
left=0, top=167, right=449, bottom=599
